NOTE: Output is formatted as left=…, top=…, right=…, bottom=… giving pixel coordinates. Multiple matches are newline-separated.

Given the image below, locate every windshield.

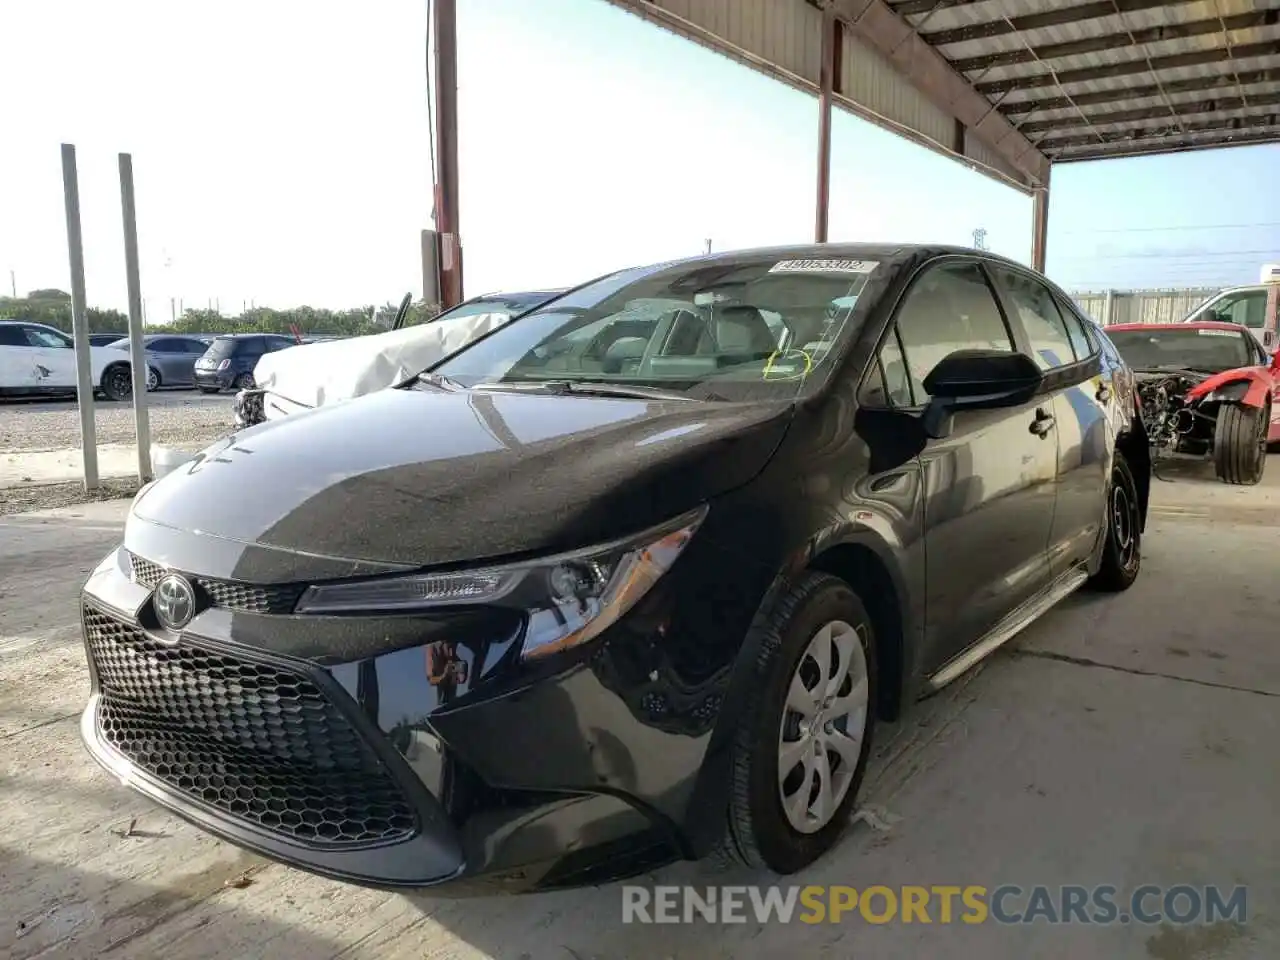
left=1109, top=327, right=1255, bottom=372
left=205, top=337, right=241, bottom=359
left=432, top=256, right=880, bottom=401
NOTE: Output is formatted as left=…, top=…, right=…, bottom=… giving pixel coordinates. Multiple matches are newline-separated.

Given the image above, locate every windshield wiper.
left=472, top=379, right=695, bottom=402
left=410, top=371, right=467, bottom=392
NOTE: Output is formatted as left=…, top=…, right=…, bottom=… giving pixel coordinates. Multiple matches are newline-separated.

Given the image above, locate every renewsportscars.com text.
left=621, top=884, right=1248, bottom=926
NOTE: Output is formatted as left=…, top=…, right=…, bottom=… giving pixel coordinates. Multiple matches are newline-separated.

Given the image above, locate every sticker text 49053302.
left=768, top=259, right=880, bottom=276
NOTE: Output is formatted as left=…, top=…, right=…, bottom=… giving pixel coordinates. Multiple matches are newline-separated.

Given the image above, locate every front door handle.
left=1029, top=407, right=1055, bottom=437
left=1096, top=383, right=1112, bottom=403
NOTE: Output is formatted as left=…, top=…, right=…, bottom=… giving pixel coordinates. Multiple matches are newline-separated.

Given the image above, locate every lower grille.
left=84, top=604, right=417, bottom=848
left=128, top=552, right=303, bottom=614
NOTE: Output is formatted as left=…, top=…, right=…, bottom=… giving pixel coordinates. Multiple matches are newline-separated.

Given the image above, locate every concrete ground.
left=1, top=463, right=1276, bottom=959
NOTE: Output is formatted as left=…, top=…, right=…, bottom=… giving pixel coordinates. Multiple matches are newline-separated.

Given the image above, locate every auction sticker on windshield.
left=1197, top=329, right=1238, bottom=337
left=769, top=259, right=879, bottom=275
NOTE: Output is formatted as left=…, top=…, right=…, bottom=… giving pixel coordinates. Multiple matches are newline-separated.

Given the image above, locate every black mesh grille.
left=128, top=552, right=303, bottom=615
left=84, top=604, right=417, bottom=847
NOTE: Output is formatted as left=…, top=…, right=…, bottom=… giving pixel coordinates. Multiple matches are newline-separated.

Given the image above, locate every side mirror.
left=921, top=349, right=1044, bottom=439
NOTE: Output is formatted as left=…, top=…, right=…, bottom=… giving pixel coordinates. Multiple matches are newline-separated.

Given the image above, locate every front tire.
left=146, top=366, right=160, bottom=392
left=1214, top=402, right=1268, bottom=485
left=1087, top=451, right=1142, bottom=592
left=100, top=363, right=132, bottom=402
left=719, top=572, right=876, bottom=874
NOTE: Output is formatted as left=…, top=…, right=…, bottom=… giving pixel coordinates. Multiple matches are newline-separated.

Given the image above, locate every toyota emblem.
left=154, top=574, right=197, bottom=631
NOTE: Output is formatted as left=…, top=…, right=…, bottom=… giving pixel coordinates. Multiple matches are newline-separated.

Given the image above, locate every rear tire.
left=1214, top=402, right=1268, bottom=485
left=100, top=363, right=132, bottom=402
left=717, top=572, right=876, bottom=874
left=1087, top=451, right=1142, bottom=593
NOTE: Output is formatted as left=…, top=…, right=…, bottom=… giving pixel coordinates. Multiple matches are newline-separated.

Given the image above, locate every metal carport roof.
left=599, top=0, right=1280, bottom=269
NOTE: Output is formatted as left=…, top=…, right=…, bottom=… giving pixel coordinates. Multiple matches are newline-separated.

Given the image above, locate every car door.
left=0, top=324, right=37, bottom=388
left=990, top=267, right=1110, bottom=578
left=867, top=258, right=1059, bottom=672
left=1194, top=287, right=1273, bottom=349
left=22, top=325, right=78, bottom=388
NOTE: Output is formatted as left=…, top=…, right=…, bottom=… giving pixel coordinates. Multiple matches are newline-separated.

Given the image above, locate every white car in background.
left=0, top=320, right=140, bottom=400
left=1182, top=265, right=1280, bottom=351
left=236, top=289, right=564, bottom=426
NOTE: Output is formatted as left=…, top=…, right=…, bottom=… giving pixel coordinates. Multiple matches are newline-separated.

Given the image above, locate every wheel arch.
left=807, top=542, right=906, bottom=723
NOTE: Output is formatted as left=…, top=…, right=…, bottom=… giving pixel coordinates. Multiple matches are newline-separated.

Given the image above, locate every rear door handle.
left=1029, top=407, right=1055, bottom=437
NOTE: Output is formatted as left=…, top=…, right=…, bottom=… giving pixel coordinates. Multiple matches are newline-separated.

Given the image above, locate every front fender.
left=1186, top=369, right=1273, bottom=408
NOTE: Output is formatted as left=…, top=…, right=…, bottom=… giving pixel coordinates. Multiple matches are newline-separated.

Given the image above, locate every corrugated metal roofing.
left=896, top=0, right=1280, bottom=161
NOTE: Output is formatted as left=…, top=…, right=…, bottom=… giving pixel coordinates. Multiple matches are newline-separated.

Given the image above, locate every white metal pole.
left=60, top=143, right=99, bottom=491
left=119, top=153, right=152, bottom=483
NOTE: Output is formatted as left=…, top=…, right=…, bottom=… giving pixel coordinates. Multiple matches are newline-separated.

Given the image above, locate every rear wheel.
left=100, top=363, right=132, bottom=402
left=146, top=366, right=160, bottom=392
left=1214, top=402, right=1268, bottom=485
left=718, top=572, right=876, bottom=874
left=234, top=373, right=254, bottom=390
left=1087, top=451, right=1142, bottom=592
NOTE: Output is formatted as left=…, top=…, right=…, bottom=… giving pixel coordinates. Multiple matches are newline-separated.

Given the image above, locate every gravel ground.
left=0, top=392, right=233, bottom=453
left=0, top=392, right=233, bottom=515
left=0, top=478, right=142, bottom=517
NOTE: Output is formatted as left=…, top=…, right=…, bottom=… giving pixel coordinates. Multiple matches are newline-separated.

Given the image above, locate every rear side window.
left=1052, top=294, right=1095, bottom=361
left=894, top=261, right=1015, bottom=403
left=0, top=325, right=26, bottom=346
left=993, top=268, right=1077, bottom=370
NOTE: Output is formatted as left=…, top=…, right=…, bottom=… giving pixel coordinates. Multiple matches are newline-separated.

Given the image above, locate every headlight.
left=295, top=505, right=708, bottom=661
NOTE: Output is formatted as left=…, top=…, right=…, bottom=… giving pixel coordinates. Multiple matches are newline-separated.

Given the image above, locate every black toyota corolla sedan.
left=79, top=244, right=1150, bottom=894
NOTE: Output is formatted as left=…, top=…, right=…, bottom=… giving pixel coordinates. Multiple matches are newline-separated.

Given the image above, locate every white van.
left=1182, top=265, right=1280, bottom=350
left=0, top=320, right=137, bottom=400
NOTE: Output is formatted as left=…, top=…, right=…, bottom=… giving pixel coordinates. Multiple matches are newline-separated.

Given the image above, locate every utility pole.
left=972, top=227, right=988, bottom=251
left=8, top=269, right=14, bottom=298
left=704, top=239, right=712, bottom=255
left=432, top=0, right=463, bottom=308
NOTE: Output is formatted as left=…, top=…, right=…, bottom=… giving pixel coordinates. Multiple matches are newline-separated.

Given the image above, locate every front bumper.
left=194, top=368, right=234, bottom=390
left=77, top=532, right=769, bottom=892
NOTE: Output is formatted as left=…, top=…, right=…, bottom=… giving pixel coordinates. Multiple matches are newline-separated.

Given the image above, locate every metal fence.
left=1067, top=287, right=1218, bottom=326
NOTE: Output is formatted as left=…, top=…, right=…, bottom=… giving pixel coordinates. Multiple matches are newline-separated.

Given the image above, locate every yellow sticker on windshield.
left=763, top=349, right=814, bottom=381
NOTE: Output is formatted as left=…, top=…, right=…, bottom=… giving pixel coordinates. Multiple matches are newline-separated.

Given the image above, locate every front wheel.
left=1214, top=402, right=1268, bottom=485
left=718, top=572, right=876, bottom=874
left=1087, top=451, right=1142, bottom=592
left=100, top=363, right=132, bottom=402
left=146, top=366, right=160, bottom=392
left=234, top=373, right=254, bottom=390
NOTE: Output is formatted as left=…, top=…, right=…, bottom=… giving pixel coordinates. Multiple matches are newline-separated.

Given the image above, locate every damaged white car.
left=233, top=289, right=562, bottom=427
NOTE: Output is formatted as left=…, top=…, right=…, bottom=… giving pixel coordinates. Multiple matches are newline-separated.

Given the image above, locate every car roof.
left=1109, top=321, right=1249, bottom=332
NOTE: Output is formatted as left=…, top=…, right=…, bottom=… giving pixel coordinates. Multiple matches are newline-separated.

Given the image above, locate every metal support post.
left=1031, top=169, right=1050, bottom=274
left=815, top=5, right=837, bottom=244
left=433, top=0, right=463, bottom=307
left=60, top=143, right=99, bottom=491
left=119, top=153, right=152, bottom=483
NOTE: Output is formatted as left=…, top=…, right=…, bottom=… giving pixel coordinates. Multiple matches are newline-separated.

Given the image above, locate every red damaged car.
left=1106, top=320, right=1280, bottom=485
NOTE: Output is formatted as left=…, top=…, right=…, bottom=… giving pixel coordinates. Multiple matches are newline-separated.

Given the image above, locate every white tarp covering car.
left=249, top=310, right=512, bottom=421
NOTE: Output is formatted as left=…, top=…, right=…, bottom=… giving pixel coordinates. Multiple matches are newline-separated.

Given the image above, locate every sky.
left=0, top=0, right=1277, bottom=319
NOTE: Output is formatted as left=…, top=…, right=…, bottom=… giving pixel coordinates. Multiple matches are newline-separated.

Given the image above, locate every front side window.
left=434, top=256, right=884, bottom=401
left=894, top=261, right=1015, bottom=403
left=1203, top=290, right=1267, bottom=329
left=25, top=327, right=72, bottom=349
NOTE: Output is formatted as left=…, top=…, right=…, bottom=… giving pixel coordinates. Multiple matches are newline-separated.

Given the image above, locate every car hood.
left=130, top=386, right=795, bottom=567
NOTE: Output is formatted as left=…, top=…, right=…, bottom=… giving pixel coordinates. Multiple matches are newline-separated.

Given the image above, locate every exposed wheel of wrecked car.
left=100, top=362, right=132, bottom=401
left=1087, top=452, right=1142, bottom=592
left=1214, top=401, right=1269, bottom=485
left=720, top=573, right=876, bottom=874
